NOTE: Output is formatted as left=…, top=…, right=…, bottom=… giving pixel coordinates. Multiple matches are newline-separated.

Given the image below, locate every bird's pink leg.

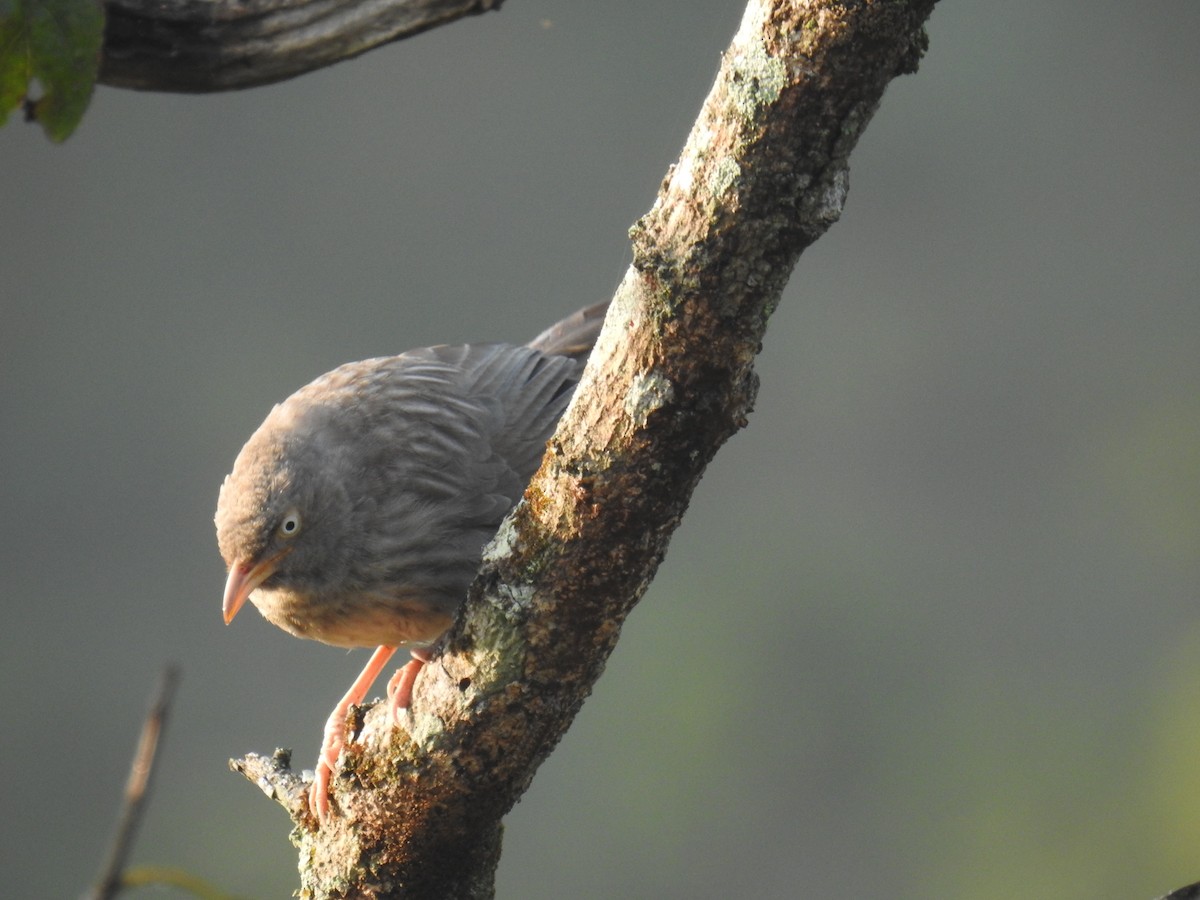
left=386, top=648, right=433, bottom=725
left=308, top=644, right=397, bottom=822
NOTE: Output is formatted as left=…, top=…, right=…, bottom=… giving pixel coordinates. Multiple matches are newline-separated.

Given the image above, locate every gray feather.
left=214, top=303, right=606, bottom=650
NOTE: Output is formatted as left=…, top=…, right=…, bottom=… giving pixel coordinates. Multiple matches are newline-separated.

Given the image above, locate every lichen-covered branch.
left=230, top=2, right=938, bottom=897
left=99, top=0, right=502, bottom=92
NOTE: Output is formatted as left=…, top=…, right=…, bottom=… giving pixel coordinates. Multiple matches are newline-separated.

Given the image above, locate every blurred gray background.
left=3, top=1, right=1198, bottom=897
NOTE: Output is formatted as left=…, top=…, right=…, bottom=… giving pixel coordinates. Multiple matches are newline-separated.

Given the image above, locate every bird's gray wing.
left=524, top=301, right=608, bottom=359
left=404, top=342, right=585, bottom=489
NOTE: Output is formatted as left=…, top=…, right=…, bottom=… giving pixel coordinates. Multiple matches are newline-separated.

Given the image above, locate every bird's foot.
left=386, top=650, right=431, bottom=725
left=308, top=705, right=350, bottom=822
left=308, top=759, right=334, bottom=823
left=306, top=645, right=399, bottom=825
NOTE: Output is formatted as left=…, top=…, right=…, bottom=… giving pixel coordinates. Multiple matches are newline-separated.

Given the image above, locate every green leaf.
left=121, top=865, right=257, bottom=899
left=0, top=0, right=104, bottom=142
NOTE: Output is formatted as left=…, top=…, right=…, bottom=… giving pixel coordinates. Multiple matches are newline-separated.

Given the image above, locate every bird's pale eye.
left=278, top=510, right=302, bottom=538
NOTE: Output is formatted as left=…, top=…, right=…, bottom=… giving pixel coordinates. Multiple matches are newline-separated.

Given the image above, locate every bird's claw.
left=308, top=760, right=334, bottom=823
left=306, top=649, right=431, bottom=824
left=308, top=709, right=349, bottom=824
left=386, top=657, right=425, bottom=726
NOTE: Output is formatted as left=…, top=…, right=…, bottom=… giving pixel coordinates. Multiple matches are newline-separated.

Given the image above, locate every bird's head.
left=215, top=400, right=354, bottom=625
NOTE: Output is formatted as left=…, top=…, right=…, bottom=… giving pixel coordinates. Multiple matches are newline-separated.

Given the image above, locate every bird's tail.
left=525, top=302, right=609, bottom=359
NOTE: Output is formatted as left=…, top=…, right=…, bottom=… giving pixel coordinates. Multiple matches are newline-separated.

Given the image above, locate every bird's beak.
left=222, top=551, right=287, bottom=624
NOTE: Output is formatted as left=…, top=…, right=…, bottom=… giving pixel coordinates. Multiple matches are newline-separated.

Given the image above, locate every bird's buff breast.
left=250, top=586, right=454, bottom=650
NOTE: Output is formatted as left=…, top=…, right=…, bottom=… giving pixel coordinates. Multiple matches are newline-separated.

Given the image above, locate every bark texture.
left=100, top=0, right=502, bottom=91
left=230, top=1, right=938, bottom=896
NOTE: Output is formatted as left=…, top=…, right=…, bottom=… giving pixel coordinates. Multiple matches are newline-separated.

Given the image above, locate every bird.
left=215, top=302, right=607, bottom=821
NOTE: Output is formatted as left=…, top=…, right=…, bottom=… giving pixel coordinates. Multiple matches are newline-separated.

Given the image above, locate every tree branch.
left=231, top=1, right=937, bottom=896
left=99, top=0, right=502, bottom=92
left=86, top=665, right=181, bottom=900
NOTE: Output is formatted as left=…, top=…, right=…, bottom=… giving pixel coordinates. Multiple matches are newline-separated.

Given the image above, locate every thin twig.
left=85, top=664, right=182, bottom=900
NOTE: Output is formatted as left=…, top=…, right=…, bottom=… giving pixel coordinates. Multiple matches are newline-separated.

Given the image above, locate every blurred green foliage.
left=0, top=0, right=103, bottom=141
